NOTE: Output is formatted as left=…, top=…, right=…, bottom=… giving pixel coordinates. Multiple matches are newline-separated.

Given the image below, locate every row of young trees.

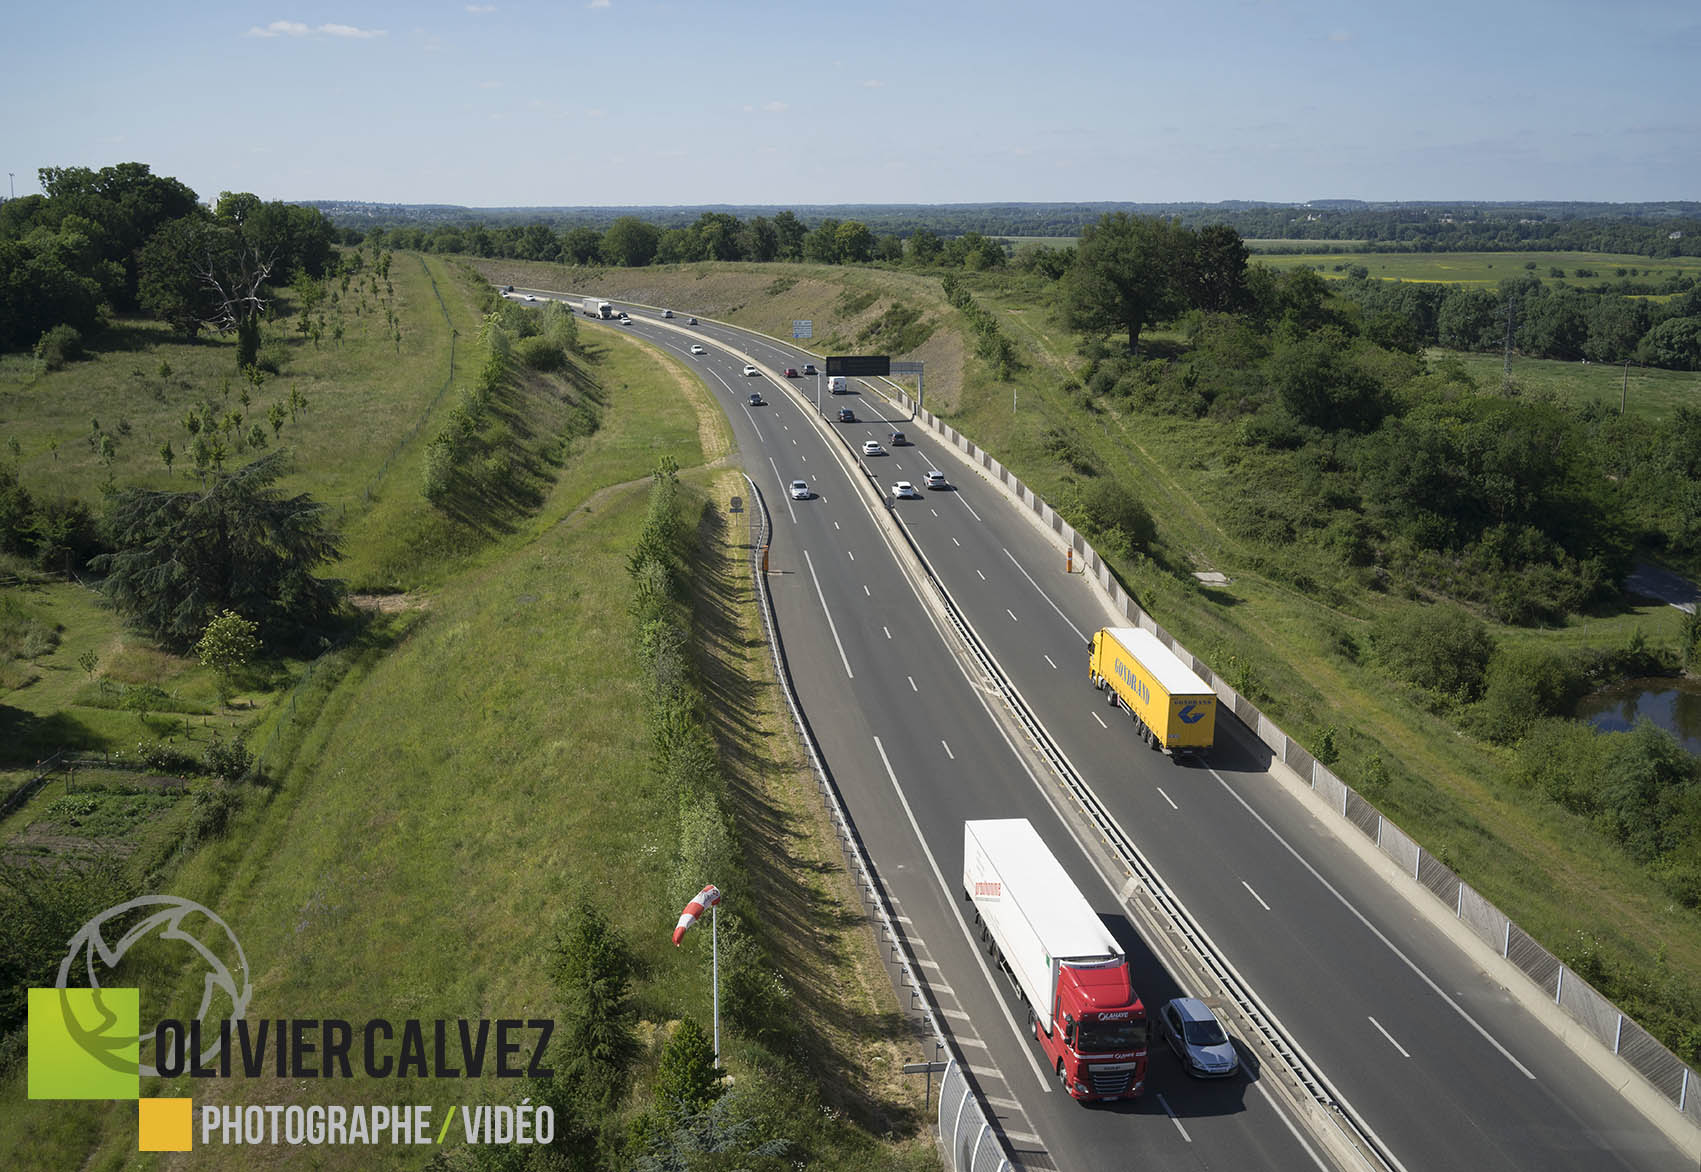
left=0, top=162, right=336, bottom=356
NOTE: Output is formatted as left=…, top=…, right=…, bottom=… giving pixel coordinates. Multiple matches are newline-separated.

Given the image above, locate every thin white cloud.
left=861, top=79, right=883, bottom=89
left=1328, top=30, right=1352, bottom=42
left=247, top=20, right=310, bottom=37
left=247, top=20, right=386, bottom=39
left=762, top=100, right=788, bottom=113
left=588, top=0, right=610, bottom=7
left=466, top=3, right=496, bottom=10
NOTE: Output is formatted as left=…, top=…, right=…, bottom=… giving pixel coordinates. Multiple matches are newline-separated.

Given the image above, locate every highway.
left=529, top=294, right=1693, bottom=1172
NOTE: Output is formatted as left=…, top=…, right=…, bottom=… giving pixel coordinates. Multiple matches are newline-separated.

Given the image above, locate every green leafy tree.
left=835, top=220, right=874, bottom=264
left=601, top=217, right=661, bottom=267
left=195, top=609, right=260, bottom=706
left=1061, top=212, right=1191, bottom=353
left=560, top=226, right=603, bottom=264
left=94, top=449, right=344, bottom=649
left=770, top=210, right=807, bottom=260
left=802, top=218, right=842, bottom=264
left=907, top=228, right=942, bottom=266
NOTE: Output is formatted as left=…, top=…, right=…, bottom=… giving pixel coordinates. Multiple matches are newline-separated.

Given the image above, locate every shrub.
left=202, top=735, right=251, bottom=780
left=1079, top=479, right=1155, bottom=553
left=514, top=335, right=566, bottom=372
left=254, top=339, right=288, bottom=374
left=1505, top=718, right=1608, bottom=812
left=1473, top=645, right=1587, bottom=743
left=652, top=1018, right=722, bottom=1114
left=136, top=741, right=199, bottom=774
left=185, top=783, right=242, bottom=843
left=1370, top=604, right=1494, bottom=704
left=35, top=324, right=85, bottom=371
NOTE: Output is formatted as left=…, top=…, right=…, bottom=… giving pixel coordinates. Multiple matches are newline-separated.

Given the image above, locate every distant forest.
left=305, top=199, right=1701, bottom=258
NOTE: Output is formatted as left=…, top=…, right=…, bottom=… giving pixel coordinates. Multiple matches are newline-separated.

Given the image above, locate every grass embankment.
left=472, top=256, right=1701, bottom=1058
left=2, top=261, right=933, bottom=1169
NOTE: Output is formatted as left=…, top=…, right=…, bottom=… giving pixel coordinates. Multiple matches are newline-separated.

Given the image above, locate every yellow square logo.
left=139, top=1097, right=193, bottom=1152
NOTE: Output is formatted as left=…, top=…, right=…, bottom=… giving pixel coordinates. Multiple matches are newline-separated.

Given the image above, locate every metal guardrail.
left=739, top=473, right=1012, bottom=1172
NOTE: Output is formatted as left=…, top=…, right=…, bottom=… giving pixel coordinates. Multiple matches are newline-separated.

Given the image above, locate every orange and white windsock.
left=672, top=884, right=722, bottom=946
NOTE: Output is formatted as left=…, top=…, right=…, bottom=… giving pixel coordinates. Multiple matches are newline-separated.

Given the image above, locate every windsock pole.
left=711, top=902, right=719, bottom=1060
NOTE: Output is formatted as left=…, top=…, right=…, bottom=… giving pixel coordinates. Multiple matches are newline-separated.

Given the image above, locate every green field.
left=1251, top=248, right=1701, bottom=289
left=1429, top=348, right=1701, bottom=421
left=1, top=259, right=933, bottom=1169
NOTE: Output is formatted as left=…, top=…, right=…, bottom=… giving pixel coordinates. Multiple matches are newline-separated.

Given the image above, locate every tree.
left=195, top=610, right=260, bottom=707
left=94, top=449, right=344, bottom=649
left=561, top=226, right=602, bottom=264
left=550, top=899, right=636, bottom=1111
left=770, top=210, right=807, bottom=260
left=601, top=217, right=660, bottom=267
left=741, top=216, right=779, bottom=262
left=835, top=220, right=874, bottom=264
left=907, top=228, right=942, bottom=266
left=652, top=1017, right=722, bottom=1115
left=802, top=218, right=842, bottom=264
left=1184, top=224, right=1250, bottom=313
left=1060, top=212, right=1190, bottom=353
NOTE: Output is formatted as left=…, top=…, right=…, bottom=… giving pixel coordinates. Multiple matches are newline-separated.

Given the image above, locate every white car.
left=524, top=294, right=536, bottom=302
left=924, top=470, right=947, bottom=489
left=789, top=480, right=811, bottom=500
left=861, top=441, right=885, bottom=456
left=743, top=364, right=759, bottom=376
left=690, top=344, right=705, bottom=355
left=891, top=481, right=919, bottom=499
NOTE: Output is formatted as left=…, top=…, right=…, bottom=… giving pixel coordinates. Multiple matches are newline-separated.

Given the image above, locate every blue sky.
left=4, top=0, right=1697, bottom=207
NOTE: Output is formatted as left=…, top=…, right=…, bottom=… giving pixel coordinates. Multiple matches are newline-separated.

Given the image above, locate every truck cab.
left=1047, top=963, right=1147, bottom=1099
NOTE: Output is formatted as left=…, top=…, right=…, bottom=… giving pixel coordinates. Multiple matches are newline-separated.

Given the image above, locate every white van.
left=827, top=376, right=848, bottom=394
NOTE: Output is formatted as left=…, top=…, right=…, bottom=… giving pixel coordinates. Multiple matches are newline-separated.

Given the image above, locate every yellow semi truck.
left=1088, top=627, right=1217, bottom=760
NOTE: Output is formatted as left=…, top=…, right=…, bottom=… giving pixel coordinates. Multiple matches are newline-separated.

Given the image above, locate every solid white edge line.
left=1001, top=546, right=1088, bottom=642
left=1207, top=764, right=1538, bottom=1080
left=803, top=549, right=854, bottom=680
left=1368, top=1016, right=1412, bottom=1059
left=872, top=735, right=1052, bottom=1093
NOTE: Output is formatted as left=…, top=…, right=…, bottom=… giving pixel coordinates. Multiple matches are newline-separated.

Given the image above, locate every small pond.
left=1575, top=678, right=1701, bottom=756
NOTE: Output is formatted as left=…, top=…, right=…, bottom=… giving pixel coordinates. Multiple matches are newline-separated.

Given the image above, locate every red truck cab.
left=1041, top=962, right=1147, bottom=1099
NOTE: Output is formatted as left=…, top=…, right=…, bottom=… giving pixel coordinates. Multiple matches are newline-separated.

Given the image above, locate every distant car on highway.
left=687, top=317, right=698, bottom=325
left=743, top=364, right=759, bottom=376
left=661, top=309, right=674, bottom=319
left=802, top=363, right=817, bottom=375
left=861, top=440, right=885, bottom=456
left=524, top=294, right=536, bottom=302
left=503, top=284, right=514, bottom=293
left=748, top=392, right=764, bottom=406
left=923, top=470, right=947, bottom=490
left=889, top=430, right=907, bottom=446
left=789, top=480, right=811, bottom=500
left=892, top=481, right=919, bottom=499
left=837, top=407, right=855, bottom=422
left=690, top=344, right=705, bottom=355
left=1158, top=998, right=1239, bottom=1078
left=784, top=368, right=799, bottom=378
left=619, top=316, right=632, bottom=325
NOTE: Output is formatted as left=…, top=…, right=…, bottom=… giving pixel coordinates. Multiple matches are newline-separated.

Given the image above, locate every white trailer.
left=580, top=297, right=613, bottom=319
left=963, top=819, right=1125, bottom=1024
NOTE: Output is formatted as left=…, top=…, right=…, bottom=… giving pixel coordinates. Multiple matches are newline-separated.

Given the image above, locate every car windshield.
left=1075, top=1016, right=1147, bottom=1053
left=1182, top=1018, right=1227, bottom=1047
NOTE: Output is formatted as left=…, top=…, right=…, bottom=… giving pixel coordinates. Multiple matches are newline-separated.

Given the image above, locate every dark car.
left=889, top=430, right=907, bottom=446
left=748, top=392, right=764, bottom=406
left=837, top=407, right=855, bottom=422
left=784, top=368, right=799, bottom=378
left=802, top=363, right=817, bottom=375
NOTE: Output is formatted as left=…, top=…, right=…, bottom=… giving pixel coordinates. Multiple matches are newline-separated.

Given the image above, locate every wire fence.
left=884, top=384, right=1701, bottom=1134
left=739, top=474, right=1013, bottom=1172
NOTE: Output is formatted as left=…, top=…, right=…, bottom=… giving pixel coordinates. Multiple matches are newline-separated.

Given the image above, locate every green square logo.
left=28, top=987, right=141, bottom=1100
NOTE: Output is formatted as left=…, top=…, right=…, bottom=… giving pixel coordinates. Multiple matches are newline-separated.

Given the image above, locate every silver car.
left=1158, top=997, right=1239, bottom=1078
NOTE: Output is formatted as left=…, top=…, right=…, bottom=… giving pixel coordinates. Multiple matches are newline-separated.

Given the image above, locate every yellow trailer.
left=1088, top=627, right=1217, bottom=759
